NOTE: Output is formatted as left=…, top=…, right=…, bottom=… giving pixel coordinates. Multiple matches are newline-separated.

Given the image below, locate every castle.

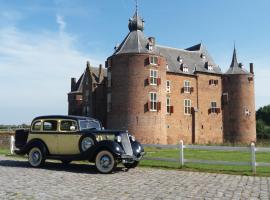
left=68, top=9, right=256, bottom=144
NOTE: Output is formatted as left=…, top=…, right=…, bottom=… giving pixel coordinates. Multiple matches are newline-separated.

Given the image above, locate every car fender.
left=131, top=140, right=144, bottom=156
left=23, top=139, right=49, bottom=155
left=88, top=140, right=124, bottom=161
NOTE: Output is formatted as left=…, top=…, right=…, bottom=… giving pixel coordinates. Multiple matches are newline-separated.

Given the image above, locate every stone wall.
left=0, top=133, right=13, bottom=148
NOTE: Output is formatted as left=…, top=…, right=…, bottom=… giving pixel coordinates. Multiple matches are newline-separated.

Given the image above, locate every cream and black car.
left=14, top=115, right=145, bottom=173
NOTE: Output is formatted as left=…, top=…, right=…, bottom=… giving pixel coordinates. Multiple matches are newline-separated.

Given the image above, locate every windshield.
left=79, top=120, right=101, bottom=131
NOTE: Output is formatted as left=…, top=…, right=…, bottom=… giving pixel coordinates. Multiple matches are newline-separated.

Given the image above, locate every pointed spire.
left=230, top=45, right=238, bottom=68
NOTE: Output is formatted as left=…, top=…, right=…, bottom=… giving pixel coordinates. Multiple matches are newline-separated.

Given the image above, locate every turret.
left=106, top=7, right=167, bottom=144
left=222, top=47, right=256, bottom=143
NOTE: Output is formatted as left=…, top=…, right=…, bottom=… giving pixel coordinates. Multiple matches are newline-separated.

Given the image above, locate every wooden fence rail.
left=143, top=141, right=270, bottom=174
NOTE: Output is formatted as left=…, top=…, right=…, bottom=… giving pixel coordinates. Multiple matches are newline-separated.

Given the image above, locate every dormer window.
left=148, top=44, right=153, bottom=51
left=201, top=53, right=206, bottom=59
left=208, top=65, right=213, bottom=71
left=177, top=56, right=183, bottom=63
left=183, top=66, right=189, bottom=73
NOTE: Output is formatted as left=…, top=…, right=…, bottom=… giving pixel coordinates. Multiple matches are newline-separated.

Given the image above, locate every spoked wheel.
left=95, top=150, right=116, bottom=174
left=123, top=161, right=139, bottom=169
left=28, top=146, right=45, bottom=167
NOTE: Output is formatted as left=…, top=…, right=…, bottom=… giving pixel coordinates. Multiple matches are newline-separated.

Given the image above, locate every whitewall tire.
left=28, top=146, right=45, bottom=167
left=95, top=150, right=116, bottom=174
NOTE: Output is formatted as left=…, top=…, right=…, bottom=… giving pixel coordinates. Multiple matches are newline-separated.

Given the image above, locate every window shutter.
left=216, top=108, right=221, bottom=113
left=157, top=78, right=161, bottom=85
left=209, top=80, right=212, bottom=85
left=146, top=77, right=150, bottom=85
left=208, top=108, right=211, bottom=114
left=147, top=101, right=151, bottom=111
left=190, top=87, right=194, bottom=93
left=214, top=80, right=218, bottom=85
left=157, top=102, right=161, bottom=111
left=170, top=106, right=174, bottom=114
left=181, top=88, right=184, bottom=93
left=148, top=57, right=151, bottom=65
left=248, top=77, right=253, bottom=81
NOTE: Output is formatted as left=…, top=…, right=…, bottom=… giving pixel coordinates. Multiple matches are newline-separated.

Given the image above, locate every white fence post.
left=179, top=140, right=184, bottom=167
left=10, top=135, right=15, bottom=155
left=251, top=142, right=256, bottom=174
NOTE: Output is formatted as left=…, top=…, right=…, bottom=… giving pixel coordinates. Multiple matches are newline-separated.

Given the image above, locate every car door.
left=28, top=119, right=59, bottom=155
left=57, top=120, right=81, bottom=155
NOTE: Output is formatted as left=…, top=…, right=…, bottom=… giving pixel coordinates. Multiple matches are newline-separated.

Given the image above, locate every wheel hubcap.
left=100, top=156, right=111, bottom=168
left=29, top=148, right=42, bottom=166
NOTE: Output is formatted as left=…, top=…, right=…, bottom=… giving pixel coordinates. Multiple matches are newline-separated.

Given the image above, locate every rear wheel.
left=95, top=150, right=116, bottom=174
left=28, top=146, right=45, bottom=167
left=123, top=161, right=139, bottom=169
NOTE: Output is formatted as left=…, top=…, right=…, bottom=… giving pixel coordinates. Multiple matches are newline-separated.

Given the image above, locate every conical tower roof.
left=226, top=46, right=249, bottom=74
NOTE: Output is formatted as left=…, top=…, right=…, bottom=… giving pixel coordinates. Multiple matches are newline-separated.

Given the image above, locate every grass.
left=140, top=146, right=270, bottom=176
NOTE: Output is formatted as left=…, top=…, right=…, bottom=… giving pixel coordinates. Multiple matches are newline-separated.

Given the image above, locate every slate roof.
left=225, top=47, right=250, bottom=75
left=70, top=64, right=107, bottom=93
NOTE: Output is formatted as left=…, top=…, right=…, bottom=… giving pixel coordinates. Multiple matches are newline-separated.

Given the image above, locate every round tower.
left=106, top=10, right=167, bottom=144
left=222, top=48, right=256, bottom=143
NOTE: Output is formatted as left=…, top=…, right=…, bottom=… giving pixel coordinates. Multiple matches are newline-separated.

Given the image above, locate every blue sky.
left=0, top=0, right=270, bottom=124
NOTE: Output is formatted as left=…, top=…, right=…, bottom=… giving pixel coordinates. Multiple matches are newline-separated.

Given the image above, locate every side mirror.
left=70, top=126, right=76, bottom=131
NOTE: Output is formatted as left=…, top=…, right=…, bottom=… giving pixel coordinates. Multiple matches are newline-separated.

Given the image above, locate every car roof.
left=32, top=115, right=99, bottom=122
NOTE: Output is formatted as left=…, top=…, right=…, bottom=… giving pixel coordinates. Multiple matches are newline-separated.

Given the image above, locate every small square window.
left=150, top=56, right=158, bottom=65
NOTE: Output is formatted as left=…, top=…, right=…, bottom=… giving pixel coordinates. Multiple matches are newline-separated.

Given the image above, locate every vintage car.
left=14, top=115, right=145, bottom=173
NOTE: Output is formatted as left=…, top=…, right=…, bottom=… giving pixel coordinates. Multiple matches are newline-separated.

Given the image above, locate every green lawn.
left=1, top=146, right=270, bottom=176
left=140, top=147, right=270, bottom=176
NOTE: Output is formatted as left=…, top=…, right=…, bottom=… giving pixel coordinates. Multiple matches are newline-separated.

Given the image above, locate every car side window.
left=60, top=120, right=78, bottom=131
left=43, top=120, right=58, bottom=131
left=32, top=121, right=41, bottom=131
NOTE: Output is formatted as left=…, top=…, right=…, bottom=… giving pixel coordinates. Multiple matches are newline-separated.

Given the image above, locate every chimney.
left=250, top=63, right=254, bottom=74
left=98, top=64, right=103, bottom=82
left=71, top=78, right=76, bottom=91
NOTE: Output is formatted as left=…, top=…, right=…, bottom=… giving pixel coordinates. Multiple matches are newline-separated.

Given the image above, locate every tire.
left=95, top=150, right=116, bottom=174
left=123, top=161, right=139, bottom=169
left=61, top=160, right=71, bottom=165
left=79, top=136, right=95, bottom=152
left=28, top=146, right=45, bottom=167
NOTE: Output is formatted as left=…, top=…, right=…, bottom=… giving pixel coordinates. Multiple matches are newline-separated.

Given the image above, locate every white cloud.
left=0, top=18, right=104, bottom=124
left=56, top=14, right=66, bottom=32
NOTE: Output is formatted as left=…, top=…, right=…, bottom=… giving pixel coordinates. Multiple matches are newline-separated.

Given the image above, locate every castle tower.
left=222, top=47, right=256, bottom=143
left=106, top=8, right=167, bottom=144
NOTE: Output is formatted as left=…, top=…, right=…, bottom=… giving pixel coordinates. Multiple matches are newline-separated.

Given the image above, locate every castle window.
left=166, top=80, right=171, bottom=93
left=208, top=65, right=214, bottom=71
left=211, top=102, right=217, bottom=113
left=149, top=92, right=158, bottom=111
left=148, top=44, right=153, bottom=51
left=184, top=80, right=191, bottom=93
left=184, top=99, right=191, bottom=115
left=107, top=71, right=111, bottom=88
left=150, top=69, right=158, bottom=85
left=183, top=66, right=189, bottom=73
left=166, top=64, right=169, bottom=70
left=107, top=93, right=111, bottom=112
left=209, top=79, right=218, bottom=86
left=150, top=56, right=158, bottom=65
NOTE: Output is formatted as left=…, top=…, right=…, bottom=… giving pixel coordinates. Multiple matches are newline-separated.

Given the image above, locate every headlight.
left=115, top=135, right=121, bottom=143
left=130, top=135, right=136, bottom=142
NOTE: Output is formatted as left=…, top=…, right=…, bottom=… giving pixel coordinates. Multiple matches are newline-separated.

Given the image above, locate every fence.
left=143, top=141, right=270, bottom=174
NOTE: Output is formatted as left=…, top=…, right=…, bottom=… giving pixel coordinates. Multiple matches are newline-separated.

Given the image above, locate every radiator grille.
left=121, top=133, right=133, bottom=156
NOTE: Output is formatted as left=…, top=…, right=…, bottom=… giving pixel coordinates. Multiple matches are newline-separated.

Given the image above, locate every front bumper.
left=121, top=152, right=146, bottom=163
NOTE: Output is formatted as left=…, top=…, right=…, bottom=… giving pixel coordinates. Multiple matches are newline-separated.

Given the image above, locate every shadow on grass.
left=0, top=157, right=128, bottom=175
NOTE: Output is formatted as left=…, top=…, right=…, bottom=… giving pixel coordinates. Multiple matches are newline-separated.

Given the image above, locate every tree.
left=256, top=105, right=270, bottom=139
